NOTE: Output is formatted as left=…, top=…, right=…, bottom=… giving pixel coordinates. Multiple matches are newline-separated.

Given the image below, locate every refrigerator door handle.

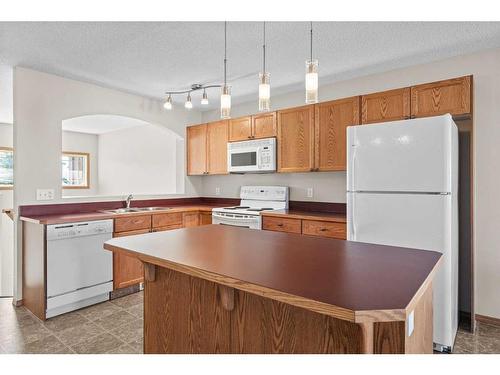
left=347, top=193, right=356, bottom=241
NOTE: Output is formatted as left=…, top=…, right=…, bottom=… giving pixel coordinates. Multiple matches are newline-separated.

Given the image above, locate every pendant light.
left=184, top=93, right=193, bottom=109
left=258, top=21, right=270, bottom=112
left=163, top=94, right=173, bottom=110
left=201, top=89, right=209, bottom=105
left=305, top=21, right=318, bottom=104
left=220, top=21, right=231, bottom=119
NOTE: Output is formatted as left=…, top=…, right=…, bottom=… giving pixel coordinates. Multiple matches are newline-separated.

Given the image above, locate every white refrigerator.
left=347, top=114, right=458, bottom=352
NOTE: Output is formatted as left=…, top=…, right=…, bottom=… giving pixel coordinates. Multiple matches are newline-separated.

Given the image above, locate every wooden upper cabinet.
left=229, top=116, right=252, bottom=142
left=207, top=120, right=229, bottom=175
left=361, top=88, right=410, bottom=124
left=411, top=76, right=472, bottom=119
left=315, top=97, right=360, bottom=171
left=252, top=112, right=277, bottom=139
left=187, top=124, right=207, bottom=175
left=277, top=105, right=315, bottom=173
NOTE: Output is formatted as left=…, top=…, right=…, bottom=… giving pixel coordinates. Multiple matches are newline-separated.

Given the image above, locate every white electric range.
left=212, top=186, right=289, bottom=229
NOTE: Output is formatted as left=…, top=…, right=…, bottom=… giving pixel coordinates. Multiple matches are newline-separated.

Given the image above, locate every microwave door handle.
left=256, top=147, right=261, bottom=169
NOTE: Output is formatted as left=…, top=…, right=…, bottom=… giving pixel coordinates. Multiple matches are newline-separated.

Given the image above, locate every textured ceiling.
left=1, top=22, right=500, bottom=110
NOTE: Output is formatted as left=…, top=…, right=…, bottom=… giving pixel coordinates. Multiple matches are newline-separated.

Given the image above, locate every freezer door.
left=347, top=192, right=458, bottom=349
left=347, top=114, right=456, bottom=193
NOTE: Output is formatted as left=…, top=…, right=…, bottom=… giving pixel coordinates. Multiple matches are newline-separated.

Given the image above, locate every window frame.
left=0, top=146, right=13, bottom=190
left=61, top=151, right=90, bottom=190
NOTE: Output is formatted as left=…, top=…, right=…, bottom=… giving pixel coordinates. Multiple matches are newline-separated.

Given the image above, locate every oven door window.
left=231, top=151, right=257, bottom=167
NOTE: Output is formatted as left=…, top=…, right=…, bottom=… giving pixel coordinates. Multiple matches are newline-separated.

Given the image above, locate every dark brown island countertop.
left=104, top=224, right=441, bottom=323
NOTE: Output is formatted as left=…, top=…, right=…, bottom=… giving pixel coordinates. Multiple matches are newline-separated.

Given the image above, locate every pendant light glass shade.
left=220, top=85, right=231, bottom=119
left=258, top=72, right=270, bottom=112
left=305, top=59, right=318, bottom=104
left=184, top=93, right=193, bottom=109
left=163, top=95, right=173, bottom=110
left=201, top=90, right=209, bottom=105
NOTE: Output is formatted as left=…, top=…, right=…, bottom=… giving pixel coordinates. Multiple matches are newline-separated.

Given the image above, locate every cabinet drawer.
left=152, top=224, right=183, bottom=232
left=114, top=215, right=152, bottom=233
left=152, top=212, right=183, bottom=228
left=302, top=220, right=346, bottom=240
left=113, top=228, right=150, bottom=237
left=262, top=216, right=301, bottom=234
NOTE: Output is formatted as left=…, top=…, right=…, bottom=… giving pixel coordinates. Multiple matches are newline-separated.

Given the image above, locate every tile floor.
left=1, top=293, right=499, bottom=354
left=0, top=292, right=143, bottom=354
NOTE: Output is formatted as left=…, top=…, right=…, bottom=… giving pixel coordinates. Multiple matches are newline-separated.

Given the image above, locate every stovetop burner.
left=247, top=208, right=275, bottom=212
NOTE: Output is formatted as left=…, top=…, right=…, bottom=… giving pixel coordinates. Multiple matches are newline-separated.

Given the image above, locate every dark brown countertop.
left=104, top=225, right=441, bottom=323
left=262, top=209, right=346, bottom=223
left=20, top=205, right=221, bottom=225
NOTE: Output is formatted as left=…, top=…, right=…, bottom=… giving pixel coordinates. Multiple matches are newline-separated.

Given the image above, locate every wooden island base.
left=143, top=265, right=433, bottom=354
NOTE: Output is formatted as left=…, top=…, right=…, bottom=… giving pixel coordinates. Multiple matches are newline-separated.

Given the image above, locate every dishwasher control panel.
left=47, top=219, right=113, bottom=240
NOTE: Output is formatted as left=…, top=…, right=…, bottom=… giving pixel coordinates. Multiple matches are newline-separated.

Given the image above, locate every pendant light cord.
left=224, top=21, right=227, bottom=86
left=263, top=21, right=266, bottom=73
left=310, top=21, right=313, bottom=61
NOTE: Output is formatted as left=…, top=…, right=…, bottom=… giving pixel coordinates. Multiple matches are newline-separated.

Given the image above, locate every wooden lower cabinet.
left=200, top=212, right=212, bottom=225
left=152, top=224, right=183, bottom=232
left=152, top=212, right=183, bottom=228
left=183, top=212, right=200, bottom=227
left=263, top=215, right=346, bottom=240
left=302, top=220, right=347, bottom=240
left=112, top=229, right=149, bottom=289
left=262, top=216, right=302, bottom=234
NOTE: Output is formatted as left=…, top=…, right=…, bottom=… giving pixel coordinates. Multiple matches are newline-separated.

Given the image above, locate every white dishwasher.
left=46, top=219, right=113, bottom=318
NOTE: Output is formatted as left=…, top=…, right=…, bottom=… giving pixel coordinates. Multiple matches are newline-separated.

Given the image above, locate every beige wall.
left=62, top=130, right=99, bottom=197
left=201, top=47, right=500, bottom=319
left=13, top=67, right=203, bottom=300
left=0, top=123, right=13, bottom=296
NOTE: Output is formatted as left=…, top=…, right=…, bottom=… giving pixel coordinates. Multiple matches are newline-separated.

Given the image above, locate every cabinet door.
left=112, top=229, right=149, bottom=289
left=302, top=220, right=347, bottom=240
left=183, top=212, right=200, bottom=227
left=315, top=97, right=360, bottom=171
left=229, top=116, right=252, bottom=142
left=277, top=105, right=315, bottom=173
left=411, top=76, right=471, bottom=118
left=187, top=124, right=208, bottom=175
left=207, top=120, right=229, bottom=175
left=199, top=212, right=212, bottom=225
left=252, top=112, right=277, bottom=139
left=361, top=88, right=410, bottom=124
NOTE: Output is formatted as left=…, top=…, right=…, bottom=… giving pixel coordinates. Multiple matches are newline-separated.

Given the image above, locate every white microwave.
left=227, top=137, right=276, bottom=173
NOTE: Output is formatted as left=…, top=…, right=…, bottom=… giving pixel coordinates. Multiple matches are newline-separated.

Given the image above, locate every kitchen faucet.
left=125, top=194, right=134, bottom=209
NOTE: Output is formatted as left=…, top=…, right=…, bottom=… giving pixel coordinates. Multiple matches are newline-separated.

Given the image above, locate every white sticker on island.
left=407, top=310, right=415, bottom=337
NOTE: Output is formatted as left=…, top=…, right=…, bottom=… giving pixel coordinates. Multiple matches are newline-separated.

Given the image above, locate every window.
left=0, top=147, right=13, bottom=189
left=62, top=152, right=89, bottom=189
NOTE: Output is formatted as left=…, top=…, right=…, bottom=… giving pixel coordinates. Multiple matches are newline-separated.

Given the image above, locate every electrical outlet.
left=36, top=189, right=55, bottom=201
left=307, top=187, right=313, bottom=198
left=215, top=187, right=221, bottom=196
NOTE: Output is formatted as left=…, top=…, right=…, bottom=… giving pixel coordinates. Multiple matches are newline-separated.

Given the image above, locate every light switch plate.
left=215, top=187, right=221, bottom=195
left=36, top=189, right=55, bottom=201
left=407, top=310, right=415, bottom=337
left=307, top=187, right=313, bottom=198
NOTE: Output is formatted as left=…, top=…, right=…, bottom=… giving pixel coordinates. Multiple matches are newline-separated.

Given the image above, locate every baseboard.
left=476, top=314, right=500, bottom=327
left=13, top=298, right=23, bottom=307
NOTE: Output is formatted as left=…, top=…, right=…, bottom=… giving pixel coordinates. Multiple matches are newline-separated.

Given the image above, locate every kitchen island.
left=104, top=225, right=441, bottom=354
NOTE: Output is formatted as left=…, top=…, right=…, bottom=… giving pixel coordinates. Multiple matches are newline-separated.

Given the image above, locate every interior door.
left=347, top=114, right=455, bottom=193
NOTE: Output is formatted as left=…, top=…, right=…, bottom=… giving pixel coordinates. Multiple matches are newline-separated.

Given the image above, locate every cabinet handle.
left=319, top=228, right=328, bottom=232
left=277, top=223, right=284, bottom=227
